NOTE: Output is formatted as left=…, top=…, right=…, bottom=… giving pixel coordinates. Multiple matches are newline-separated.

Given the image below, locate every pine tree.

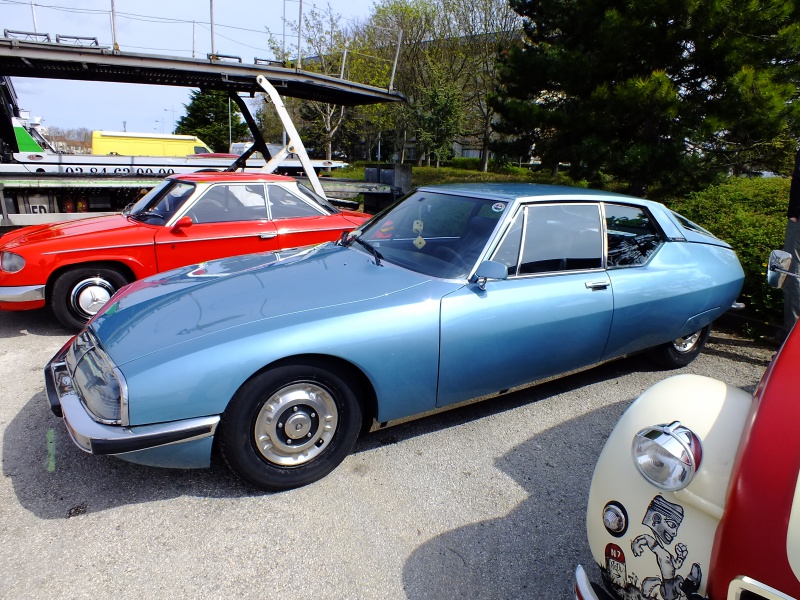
left=492, top=0, right=800, bottom=194
left=175, top=90, right=249, bottom=153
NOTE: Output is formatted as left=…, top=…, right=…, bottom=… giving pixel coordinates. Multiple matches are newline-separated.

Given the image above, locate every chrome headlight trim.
left=64, top=330, right=128, bottom=426
left=632, top=421, right=703, bottom=491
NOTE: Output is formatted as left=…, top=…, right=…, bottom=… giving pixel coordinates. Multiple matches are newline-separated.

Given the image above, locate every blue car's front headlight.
left=65, top=331, right=127, bottom=425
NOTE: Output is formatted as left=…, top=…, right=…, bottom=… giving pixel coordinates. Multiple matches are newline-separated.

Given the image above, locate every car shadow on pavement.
left=3, top=391, right=254, bottom=520
left=0, top=308, right=70, bottom=338
left=6, top=356, right=648, bottom=520
left=357, top=354, right=655, bottom=452
left=399, top=401, right=628, bottom=600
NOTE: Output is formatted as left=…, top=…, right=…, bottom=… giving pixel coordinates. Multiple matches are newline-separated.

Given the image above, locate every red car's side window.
left=187, top=184, right=268, bottom=224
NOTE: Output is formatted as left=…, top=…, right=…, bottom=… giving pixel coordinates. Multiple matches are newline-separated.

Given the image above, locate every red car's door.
left=154, top=183, right=279, bottom=272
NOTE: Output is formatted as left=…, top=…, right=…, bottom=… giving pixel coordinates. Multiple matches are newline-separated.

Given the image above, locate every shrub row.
left=666, top=176, right=789, bottom=333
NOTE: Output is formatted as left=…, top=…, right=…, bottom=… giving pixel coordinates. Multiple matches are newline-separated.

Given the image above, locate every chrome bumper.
left=574, top=565, right=603, bottom=600
left=45, top=346, right=219, bottom=456
left=0, top=284, right=45, bottom=303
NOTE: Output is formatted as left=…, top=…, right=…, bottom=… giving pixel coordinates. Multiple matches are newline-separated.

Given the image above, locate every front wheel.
left=648, top=326, right=710, bottom=369
left=51, top=266, right=130, bottom=331
left=219, top=362, right=362, bottom=491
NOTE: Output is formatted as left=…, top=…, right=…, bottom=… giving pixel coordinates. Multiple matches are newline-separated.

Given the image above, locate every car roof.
left=418, top=182, right=647, bottom=204
left=171, top=172, right=297, bottom=184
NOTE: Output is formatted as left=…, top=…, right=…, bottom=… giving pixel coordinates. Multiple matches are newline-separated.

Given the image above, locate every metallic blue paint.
left=46, top=183, right=745, bottom=472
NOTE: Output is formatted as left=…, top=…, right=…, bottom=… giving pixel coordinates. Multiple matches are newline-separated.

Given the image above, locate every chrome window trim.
left=502, top=201, right=605, bottom=279
left=601, top=201, right=666, bottom=270
left=267, top=183, right=328, bottom=220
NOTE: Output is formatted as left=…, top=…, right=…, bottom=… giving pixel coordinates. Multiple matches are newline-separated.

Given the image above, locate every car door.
left=600, top=202, right=696, bottom=359
left=437, top=202, right=613, bottom=408
left=154, top=183, right=279, bottom=272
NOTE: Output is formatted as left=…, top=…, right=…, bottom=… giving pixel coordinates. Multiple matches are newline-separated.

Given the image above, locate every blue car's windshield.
left=126, top=179, right=196, bottom=224
left=353, top=191, right=507, bottom=279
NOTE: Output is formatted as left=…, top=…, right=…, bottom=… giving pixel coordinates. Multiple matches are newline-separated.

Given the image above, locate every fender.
left=585, top=374, right=752, bottom=598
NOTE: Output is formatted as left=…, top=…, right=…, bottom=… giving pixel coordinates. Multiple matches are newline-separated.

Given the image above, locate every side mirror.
left=473, top=260, right=508, bottom=290
left=767, top=249, right=793, bottom=288
left=171, top=215, right=193, bottom=232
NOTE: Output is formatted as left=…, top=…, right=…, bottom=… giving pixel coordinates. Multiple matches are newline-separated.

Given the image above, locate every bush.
left=447, top=157, right=483, bottom=170
left=667, top=177, right=789, bottom=332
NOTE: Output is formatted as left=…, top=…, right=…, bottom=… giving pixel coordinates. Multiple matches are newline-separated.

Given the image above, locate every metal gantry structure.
left=0, top=34, right=405, bottom=226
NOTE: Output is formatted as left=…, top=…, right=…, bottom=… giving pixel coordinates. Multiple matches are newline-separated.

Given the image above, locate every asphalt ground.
left=0, top=308, right=775, bottom=599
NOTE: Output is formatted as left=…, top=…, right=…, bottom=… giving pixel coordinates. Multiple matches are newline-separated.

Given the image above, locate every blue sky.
left=2, top=0, right=377, bottom=133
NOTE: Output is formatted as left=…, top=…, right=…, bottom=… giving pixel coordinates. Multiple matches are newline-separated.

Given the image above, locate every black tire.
left=648, top=326, right=710, bottom=369
left=51, top=266, right=130, bottom=332
left=219, top=362, right=362, bottom=492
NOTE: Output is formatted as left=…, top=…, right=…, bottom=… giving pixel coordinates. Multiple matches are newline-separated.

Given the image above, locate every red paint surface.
left=708, top=327, right=800, bottom=597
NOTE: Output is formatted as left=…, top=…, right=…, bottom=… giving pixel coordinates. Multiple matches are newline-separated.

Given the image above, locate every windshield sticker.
left=598, top=495, right=706, bottom=600
left=492, top=202, right=505, bottom=213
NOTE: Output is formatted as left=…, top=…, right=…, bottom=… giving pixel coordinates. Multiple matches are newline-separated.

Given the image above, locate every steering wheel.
left=435, top=246, right=470, bottom=271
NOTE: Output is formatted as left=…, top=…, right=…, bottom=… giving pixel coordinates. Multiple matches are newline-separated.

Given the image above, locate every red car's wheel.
left=51, top=266, right=129, bottom=331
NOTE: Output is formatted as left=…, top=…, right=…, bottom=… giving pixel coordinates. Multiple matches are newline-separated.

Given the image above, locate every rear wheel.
left=648, top=326, right=710, bottom=369
left=51, top=266, right=129, bottom=331
left=220, top=362, right=362, bottom=491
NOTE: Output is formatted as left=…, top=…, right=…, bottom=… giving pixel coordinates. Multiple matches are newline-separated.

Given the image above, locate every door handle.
left=585, top=281, right=609, bottom=291
left=259, top=232, right=278, bottom=239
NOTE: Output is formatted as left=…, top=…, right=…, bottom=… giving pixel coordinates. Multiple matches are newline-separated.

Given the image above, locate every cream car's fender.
left=586, top=374, right=752, bottom=598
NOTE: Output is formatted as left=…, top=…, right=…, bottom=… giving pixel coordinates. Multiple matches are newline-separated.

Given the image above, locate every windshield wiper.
left=130, top=210, right=167, bottom=222
left=352, top=237, right=383, bottom=266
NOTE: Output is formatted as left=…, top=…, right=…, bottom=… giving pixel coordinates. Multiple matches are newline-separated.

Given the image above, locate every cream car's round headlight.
left=632, top=421, right=702, bottom=491
left=0, top=251, right=25, bottom=273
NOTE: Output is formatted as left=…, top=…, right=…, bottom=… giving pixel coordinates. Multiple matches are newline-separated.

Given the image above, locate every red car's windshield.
left=125, top=180, right=196, bottom=224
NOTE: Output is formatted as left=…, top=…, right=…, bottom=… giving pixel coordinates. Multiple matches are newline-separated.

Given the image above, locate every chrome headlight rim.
left=65, top=330, right=128, bottom=426
left=631, top=421, right=703, bottom=492
left=0, top=251, right=25, bottom=273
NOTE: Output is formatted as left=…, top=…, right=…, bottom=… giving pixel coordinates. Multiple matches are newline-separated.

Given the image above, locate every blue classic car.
left=45, top=183, right=744, bottom=491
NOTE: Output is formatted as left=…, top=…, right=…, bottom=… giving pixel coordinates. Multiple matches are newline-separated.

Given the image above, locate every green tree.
left=175, top=90, right=249, bottom=153
left=416, top=73, right=465, bottom=166
left=266, top=5, right=352, bottom=163
left=492, top=0, right=800, bottom=195
left=442, top=0, right=521, bottom=171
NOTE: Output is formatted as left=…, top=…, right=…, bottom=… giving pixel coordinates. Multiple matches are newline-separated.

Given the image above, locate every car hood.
left=91, top=243, right=443, bottom=365
left=0, top=214, right=150, bottom=250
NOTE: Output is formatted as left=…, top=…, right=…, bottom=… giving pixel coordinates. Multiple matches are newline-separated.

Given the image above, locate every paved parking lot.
left=0, top=309, right=774, bottom=599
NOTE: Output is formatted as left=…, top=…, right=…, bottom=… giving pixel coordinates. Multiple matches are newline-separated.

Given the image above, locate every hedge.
left=666, top=176, right=789, bottom=333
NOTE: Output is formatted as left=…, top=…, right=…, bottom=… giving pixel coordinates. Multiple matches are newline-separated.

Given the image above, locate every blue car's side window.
left=605, top=204, right=663, bottom=268
left=517, top=203, right=603, bottom=275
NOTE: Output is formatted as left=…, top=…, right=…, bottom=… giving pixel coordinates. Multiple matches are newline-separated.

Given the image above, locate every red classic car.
left=0, top=172, right=370, bottom=330
left=575, top=250, right=800, bottom=600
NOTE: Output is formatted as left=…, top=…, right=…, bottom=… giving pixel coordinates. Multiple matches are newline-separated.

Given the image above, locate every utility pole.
left=110, top=0, right=119, bottom=51
left=210, top=0, right=215, bottom=56
left=297, top=0, right=303, bottom=69
left=29, top=0, right=38, bottom=33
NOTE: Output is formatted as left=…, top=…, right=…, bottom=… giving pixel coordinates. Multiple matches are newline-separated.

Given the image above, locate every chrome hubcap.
left=70, top=277, right=115, bottom=318
left=254, top=382, right=338, bottom=466
left=672, top=331, right=701, bottom=354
